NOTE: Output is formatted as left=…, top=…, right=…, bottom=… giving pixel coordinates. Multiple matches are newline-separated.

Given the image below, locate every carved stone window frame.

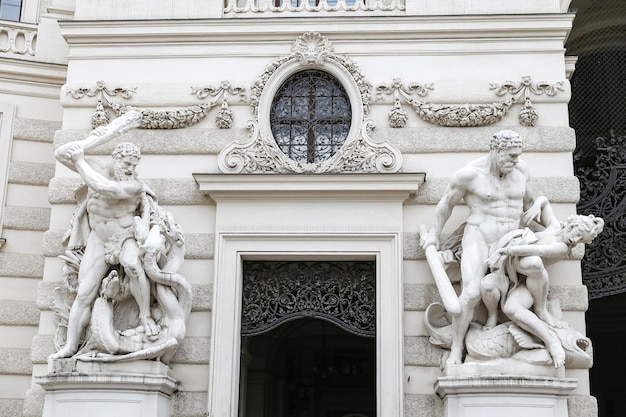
left=208, top=233, right=403, bottom=417
left=256, top=55, right=365, bottom=154
left=218, top=32, right=402, bottom=174
left=194, top=173, right=424, bottom=417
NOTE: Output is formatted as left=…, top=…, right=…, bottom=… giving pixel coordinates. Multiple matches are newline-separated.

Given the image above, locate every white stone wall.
left=0, top=115, right=62, bottom=416
left=0, top=5, right=598, bottom=417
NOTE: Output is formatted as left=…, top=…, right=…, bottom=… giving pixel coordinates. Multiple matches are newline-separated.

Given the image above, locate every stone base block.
left=435, top=375, right=578, bottom=417
left=35, top=359, right=178, bottom=417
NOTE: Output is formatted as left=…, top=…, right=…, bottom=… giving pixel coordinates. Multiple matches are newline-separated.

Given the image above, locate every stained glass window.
left=270, top=70, right=352, bottom=163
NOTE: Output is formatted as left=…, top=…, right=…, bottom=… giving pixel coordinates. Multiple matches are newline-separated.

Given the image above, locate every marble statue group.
left=421, top=130, right=603, bottom=371
left=50, top=111, right=192, bottom=363
left=46, top=111, right=600, bottom=372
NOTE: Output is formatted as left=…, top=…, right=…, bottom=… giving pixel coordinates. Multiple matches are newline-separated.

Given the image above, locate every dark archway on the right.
left=567, top=1, right=626, bottom=416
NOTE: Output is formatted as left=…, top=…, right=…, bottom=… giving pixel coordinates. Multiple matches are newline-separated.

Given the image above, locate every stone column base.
left=435, top=375, right=578, bottom=417
left=35, top=359, right=178, bottom=417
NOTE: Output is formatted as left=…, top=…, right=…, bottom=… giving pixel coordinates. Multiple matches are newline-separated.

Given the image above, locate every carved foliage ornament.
left=220, top=32, right=401, bottom=174
left=490, top=76, right=564, bottom=127
left=376, top=76, right=564, bottom=128
left=241, top=261, right=376, bottom=337
left=66, top=80, right=246, bottom=129
left=220, top=119, right=400, bottom=174
left=250, top=32, right=371, bottom=120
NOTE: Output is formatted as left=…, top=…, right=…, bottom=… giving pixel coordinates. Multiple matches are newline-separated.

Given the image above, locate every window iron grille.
left=270, top=70, right=351, bottom=164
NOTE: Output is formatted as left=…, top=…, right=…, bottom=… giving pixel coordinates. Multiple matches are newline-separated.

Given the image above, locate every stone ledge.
left=54, top=128, right=237, bottom=155
left=43, top=229, right=214, bottom=259
left=14, top=118, right=60, bottom=143
left=404, top=283, right=459, bottom=311
left=405, top=336, right=443, bottom=367
left=0, top=300, right=40, bottom=326
left=49, top=177, right=211, bottom=205
left=170, top=337, right=210, bottom=365
left=30, top=334, right=54, bottom=364
left=0, top=348, right=33, bottom=375
left=404, top=232, right=585, bottom=260
left=32, top=335, right=211, bottom=365
left=405, top=393, right=444, bottom=417
left=52, top=126, right=575, bottom=156
left=567, top=395, right=598, bottom=417
left=170, top=390, right=208, bottom=417
left=0, top=253, right=44, bottom=278
left=8, top=161, right=55, bottom=186
left=184, top=233, right=214, bottom=259
left=22, top=386, right=45, bottom=417
left=2, top=206, right=50, bottom=231
left=381, top=126, right=575, bottom=154
left=410, top=176, right=580, bottom=205
left=404, top=283, right=588, bottom=312
left=36, top=280, right=212, bottom=312
left=0, top=398, right=24, bottom=417
left=191, top=284, right=212, bottom=311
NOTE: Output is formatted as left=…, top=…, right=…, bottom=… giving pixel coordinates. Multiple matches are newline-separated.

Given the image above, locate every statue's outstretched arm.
left=54, top=111, right=142, bottom=171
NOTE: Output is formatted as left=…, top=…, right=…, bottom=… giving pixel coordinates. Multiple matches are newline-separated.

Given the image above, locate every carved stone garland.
left=66, top=80, right=246, bottom=129
left=220, top=32, right=401, bottom=174
left=241, top=261, right=376, bottom=337
left=376, top=75, right=564, bottom=128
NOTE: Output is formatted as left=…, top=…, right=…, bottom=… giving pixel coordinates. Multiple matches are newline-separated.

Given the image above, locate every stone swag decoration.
left=377, top=75, right=564, bottom=128
left=66, top=79, right=246, bottom=130
left=420, top=129, right=603, bottom=373
left=50, top=111, right=192, bottom=363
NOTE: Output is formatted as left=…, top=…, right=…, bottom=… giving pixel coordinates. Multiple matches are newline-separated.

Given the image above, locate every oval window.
left=270, top=70, right=352, bottom=163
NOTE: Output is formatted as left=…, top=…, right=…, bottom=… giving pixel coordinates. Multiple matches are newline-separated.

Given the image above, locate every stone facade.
left=0, top=1, right=600, bottom=416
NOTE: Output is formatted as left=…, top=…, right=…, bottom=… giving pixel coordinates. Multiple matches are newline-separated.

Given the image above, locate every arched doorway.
left=238, top=261, right=377, bottom=417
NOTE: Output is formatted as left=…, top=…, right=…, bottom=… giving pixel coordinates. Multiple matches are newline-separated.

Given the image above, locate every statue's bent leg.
left=518, top=256, right=559, bottom=327
left=481, top=272, right=507, bottom=329
left=503, top=286, right=565, bottom=368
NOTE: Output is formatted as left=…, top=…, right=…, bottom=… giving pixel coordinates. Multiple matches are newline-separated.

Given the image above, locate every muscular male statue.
left=421, top=130, right=534, bottom=366
left=49, top=111, right=160, bottom=359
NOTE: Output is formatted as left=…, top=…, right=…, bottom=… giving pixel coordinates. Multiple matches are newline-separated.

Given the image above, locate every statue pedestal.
left=435, top=371, right=577, bottom=417
left=36, top=359, right=178, bottom=417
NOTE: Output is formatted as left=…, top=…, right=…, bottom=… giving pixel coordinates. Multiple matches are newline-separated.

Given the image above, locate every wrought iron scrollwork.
left=241, top=261, right=376, bottom=337
left=575, top=131, right=626, bottom=299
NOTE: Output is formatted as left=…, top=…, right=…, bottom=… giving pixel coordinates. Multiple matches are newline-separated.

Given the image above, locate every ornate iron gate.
left=241, top=261, right=376, bottom=337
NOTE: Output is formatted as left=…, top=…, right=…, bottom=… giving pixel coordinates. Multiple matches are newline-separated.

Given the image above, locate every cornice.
left=193, top=172, right=426, bottom=202
left=60, top=14, right=575, bottom=46
left=0, top=58, right=67, bottom=87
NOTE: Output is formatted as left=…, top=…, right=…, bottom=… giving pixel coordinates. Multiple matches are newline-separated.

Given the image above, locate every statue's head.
left=490, top=130, right=523, bottom=175
left=563, top=214, right=604, bottom=245
left=111, top=142, right=141, bottom=181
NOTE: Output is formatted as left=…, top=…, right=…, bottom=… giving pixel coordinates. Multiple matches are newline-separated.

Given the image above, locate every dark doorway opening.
left=240, top=319, right=376, bottom=417
left=239, top=261, right=377, bottom=417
